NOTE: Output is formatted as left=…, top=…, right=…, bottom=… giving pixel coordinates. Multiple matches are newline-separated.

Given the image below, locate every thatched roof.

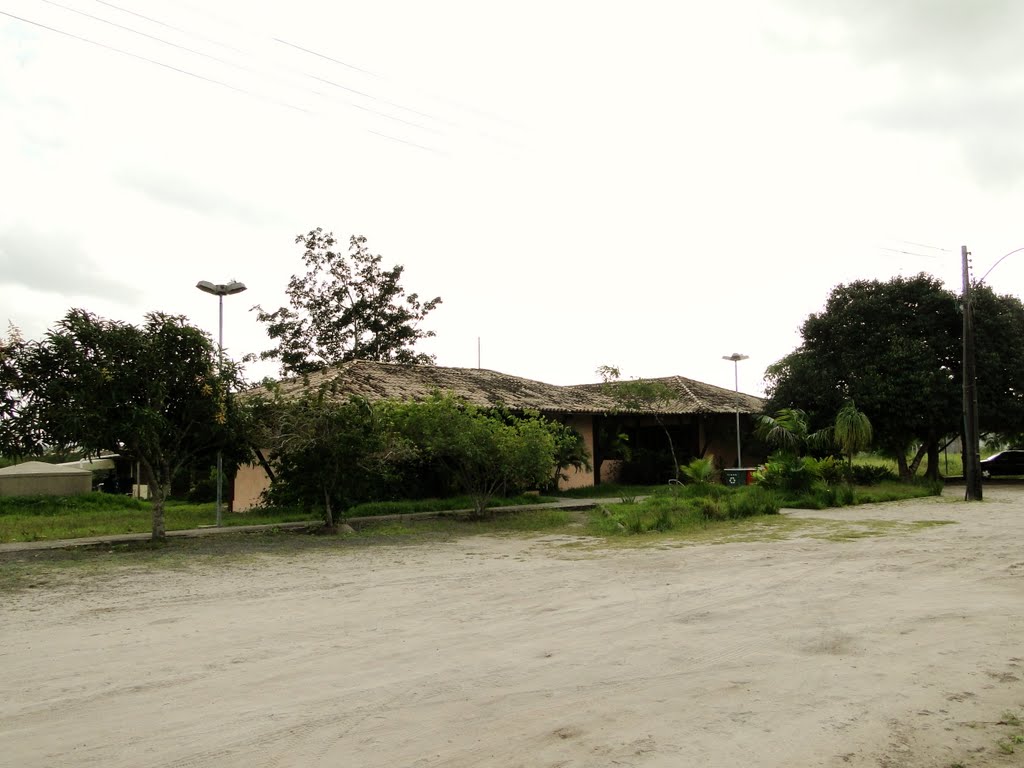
left=250, top=360, right=763, bottom=416
left=571, top=376, right=765, bottom=415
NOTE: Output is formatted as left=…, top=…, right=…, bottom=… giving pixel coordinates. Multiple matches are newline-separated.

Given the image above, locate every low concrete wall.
left=0, top=474, right=92, bottom=497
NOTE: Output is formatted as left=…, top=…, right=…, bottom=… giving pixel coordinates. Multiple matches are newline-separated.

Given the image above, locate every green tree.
left=3, top=310, right=239, bottom=539
left=754, top=408, right=830, bottom=455
left=253, top=229, right=442, bottom=375
left=393, top=393, right=557, bottom=516
left=766, top=275, right=959, bottom=480
left=0, top=324, right=25, bottom=458
left=547, top=421, right=593, bottom=491
left=833, top=400, right=873, bottom=469
left=766, top=274, right=1024, bottom=480
left=255, top=391, right=409, bottom=530
left=597, top=365, right=681, bottom=479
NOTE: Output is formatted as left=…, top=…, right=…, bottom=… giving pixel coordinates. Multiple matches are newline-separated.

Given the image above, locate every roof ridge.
left=665, top=375, right=706, bottom=410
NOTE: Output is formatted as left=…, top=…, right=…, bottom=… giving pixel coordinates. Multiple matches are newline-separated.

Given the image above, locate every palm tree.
left=755, top=408, right=831, bottom=455
left=833, top=400, right=873, bottom=469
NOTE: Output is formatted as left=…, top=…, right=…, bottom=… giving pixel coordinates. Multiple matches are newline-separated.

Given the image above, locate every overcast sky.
left=3, top=0, right=1023, bottom=396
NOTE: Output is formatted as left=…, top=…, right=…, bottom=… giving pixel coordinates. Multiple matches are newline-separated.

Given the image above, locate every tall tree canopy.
left=391, top=393, right=558, bottom=517
left=253, top=391, right=409, bottom=530
left=253, top=229, right=442, bottom=375
left=1, top=310, right=244, bottom=539
left=765, top=274, right=1024, bottom=479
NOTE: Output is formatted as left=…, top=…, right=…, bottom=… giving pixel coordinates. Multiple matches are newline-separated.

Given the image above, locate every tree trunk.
left=656, top=416, right=680, bottom=481
left=322, top=486, right=335, bottom=531
left=151, top=490, right=166, bottom=540
left=150, top=460, right=170, bottom=541
left=925, top=440, right=941, bottom=481
left=907, top=444, right=928, bottom=478
left=895, top=453, right=911, bottom=482
left=254, top=448, right=275, bottom=483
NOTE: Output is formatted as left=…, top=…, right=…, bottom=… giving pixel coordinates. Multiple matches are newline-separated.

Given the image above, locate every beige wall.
left=233, top=460, right=272, bottom=512
left=557, top=414, right=596, bottom=490
left=0, top=474, right=92, bottom=497
left=600, top=459, right=623, bottom=484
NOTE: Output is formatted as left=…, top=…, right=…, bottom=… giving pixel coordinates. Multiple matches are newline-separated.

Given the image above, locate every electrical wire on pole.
left=961, top=245, right=982, bottom=501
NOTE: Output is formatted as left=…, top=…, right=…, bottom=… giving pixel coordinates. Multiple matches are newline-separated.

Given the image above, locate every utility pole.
left=961, top=245, right=982, bottom=501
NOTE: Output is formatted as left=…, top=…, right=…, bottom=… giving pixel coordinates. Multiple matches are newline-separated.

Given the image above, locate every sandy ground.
left=2, top=489, right=1023, bottom=768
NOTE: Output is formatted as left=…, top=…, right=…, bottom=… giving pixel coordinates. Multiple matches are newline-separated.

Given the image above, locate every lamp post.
left=722, top=353, right=749, bottom=468
left=196, top=279, right=247, bottom=526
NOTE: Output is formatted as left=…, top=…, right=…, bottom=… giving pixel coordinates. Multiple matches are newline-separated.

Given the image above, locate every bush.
left=725, top=486, right=782, bottom=518
left=849, top=464, right=898, bottom=485
left=0, top=493, right=147, bottom=516
left=680, top=457, right=717, bottom=486
left=814, top=457, right=846, bottom=486
left=187, top=475, right=217, bottom=503
left=754, top=454, right=821, bottom=493
left=697, top=496, right=727, bottom=521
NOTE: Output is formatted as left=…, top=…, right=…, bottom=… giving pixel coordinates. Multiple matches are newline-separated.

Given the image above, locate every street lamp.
left=196, top=279, right=247, bottom=526
left=722, top=353, right=749, bottom=468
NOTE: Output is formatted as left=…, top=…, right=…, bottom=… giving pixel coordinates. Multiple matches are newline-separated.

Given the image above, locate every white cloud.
left=2, top=0, right=1023, bottom=395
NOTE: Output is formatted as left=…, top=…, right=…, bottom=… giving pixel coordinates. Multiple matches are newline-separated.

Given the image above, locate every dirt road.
left=2, top=490, right=1022, bottom=767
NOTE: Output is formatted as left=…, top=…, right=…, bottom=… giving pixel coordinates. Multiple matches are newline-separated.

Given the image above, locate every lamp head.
left=197, top=280, right=247, bottom=296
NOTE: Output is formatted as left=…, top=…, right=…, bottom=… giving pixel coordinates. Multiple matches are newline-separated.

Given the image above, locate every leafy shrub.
left=754, top=454, right=822, bottom=493
left=849, top=464, right=898, bottom=485
left=0, top=493, right=147, bottom=517
left=725, top=486, right=782, bottom=518
left=680, top=457, right=717, bottom=486
left=625, top=509, right=646, bottom=534
left=813, top=456, right=846, bottom=486
left=835, top=483, right=856, bottom=505
left=186, top=475, right=217, bottom=503
left=676, top=482, right=727, bottom=501
left=651, top=505, right=677, bottom=531
left=697, top=496, right=727, bottom=521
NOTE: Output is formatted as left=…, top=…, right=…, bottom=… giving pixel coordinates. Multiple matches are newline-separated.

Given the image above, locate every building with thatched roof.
left=232, top=361, right=765, bottom=510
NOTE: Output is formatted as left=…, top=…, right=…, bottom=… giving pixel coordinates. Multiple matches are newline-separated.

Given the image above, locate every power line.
left=158, top=0, right=521, bottom=137
left=7, top=6, right=448, bottom=151
left=91, top=0, right=246, bottom=56
left=11, top=2, right=521, bottom=156
left=2, top=9, right=272, bottom=103
left=275, top=33, right=521, bottom=134
left=38, top=0, right=245, bottom=72
left=311, top=74, right=440, bottom=132
left=368, top=130, right=446, bottom=156
left=273, top=37, right=376, bottom=77
left=1, top=9, right=451, bottom=153
left=878, top=246, right=942, bottom=260
left=74, top=0, right=453, bottom=132
left=897, top=239, right=953, bottom=253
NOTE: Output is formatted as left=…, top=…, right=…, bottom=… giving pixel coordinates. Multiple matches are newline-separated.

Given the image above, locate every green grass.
left=552, top=483, right=665, bottom=499
left=585, top=488, right=782, bottom=537
left=0, top=492, right=562, bottom=543
left=346, top=493, right=558, bottom=517
left=0, top=496, right=313, bottom=543
left=780, top=480, right=941, bottom=510
left=0, top=493, right=962, bottom=595
left=0, top=471, right=944, bottom=544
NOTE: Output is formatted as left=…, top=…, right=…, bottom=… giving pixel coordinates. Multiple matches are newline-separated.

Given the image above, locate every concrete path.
left=0, top=497, right=636, bottom=553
